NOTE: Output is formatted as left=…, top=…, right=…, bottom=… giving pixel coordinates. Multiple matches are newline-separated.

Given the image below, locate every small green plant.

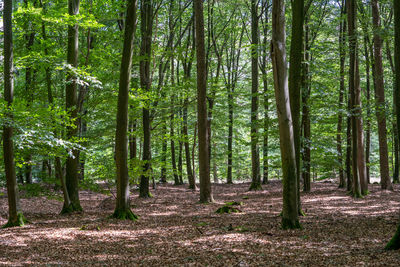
left=216, top=201, right=243, bottom=214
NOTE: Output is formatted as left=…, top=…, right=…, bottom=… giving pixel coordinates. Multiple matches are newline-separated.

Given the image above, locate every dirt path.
left=1, top=181, right=399, bottom=266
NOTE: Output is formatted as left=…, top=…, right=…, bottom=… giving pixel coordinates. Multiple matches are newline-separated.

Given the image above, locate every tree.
left=271, top=0, right=300, bottom=229
left=195, top=0, right=213, bottom=203
left=63, top=0, right=83, bottom=213
left=385, top=0, right=400, bottom=251
left=337, top=0, right=346, bottom=189
left=249, top=0, right=262, bottom=191
left=139, top=0, right=153, bottom=198
left=347, top=0, right=364, bottom=197
left=288, top=0, right=304, bottom=206
left=2, top=0, right=25, bottom=228
left=112, top=0, right=139, bottom=220
left=371, top=0, right=392, bottom=190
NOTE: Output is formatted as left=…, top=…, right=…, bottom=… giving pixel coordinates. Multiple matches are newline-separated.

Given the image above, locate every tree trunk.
left=183, top=97, right=195, bottom=189
left=337, top=0, right=346, bottom=188
left=385, top=0, right=400, bottom=251
left=249, top=0, right=261, bottom=191
left=302, top=19, right=311, bottom=193
left=129, top=119, right=137, bottom=184
left=347, top=0, right=364, bottom=197
left=139, top=0, right=153, bottom=198
left=195, top=0, right=213, bottom=203
left=371, top=0, right=392, bottom=190
left=288, top=0, right=304, bottom=213
left=2, top=0, right=25, bottom=228
left=171, top=94, right=180, bottom=185
left=271, top=0, right=300, bottom=229
left=260, top=0, right=269, bottom=185
left=363, top=36, right=371, bottom=185
left=113, top=0, right=138, bottom=220
left=386, top=41, right=400, bottom=184
left=64, top=0, right=82, bottom=213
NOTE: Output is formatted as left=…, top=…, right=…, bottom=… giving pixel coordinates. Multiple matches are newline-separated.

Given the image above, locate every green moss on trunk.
left=111, top=208, right=139, bottom=221
left=385, top=224, right=400, bottom=250
left=139, top=191, right=153, bottom=198
left=2, top=213, right=25, bottom=228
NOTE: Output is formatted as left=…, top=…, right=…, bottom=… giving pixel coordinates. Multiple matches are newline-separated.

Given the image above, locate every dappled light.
left=1, top=181, right=400, bottom=265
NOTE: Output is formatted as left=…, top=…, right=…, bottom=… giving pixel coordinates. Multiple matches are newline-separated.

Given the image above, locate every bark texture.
left=3, top=0, right=25, bottom=228
left=195, top=0, right=213, bottom=203
left=113, top=0, right=139, bottom=220
left=271, top=0, right=300, bottom=229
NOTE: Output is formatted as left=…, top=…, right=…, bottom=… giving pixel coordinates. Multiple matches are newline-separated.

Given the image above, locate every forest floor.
left=0, top=180, right=400, bottom=266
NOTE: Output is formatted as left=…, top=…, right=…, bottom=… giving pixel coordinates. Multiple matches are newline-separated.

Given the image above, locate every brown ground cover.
left=0, top=181, right=400, bottom=266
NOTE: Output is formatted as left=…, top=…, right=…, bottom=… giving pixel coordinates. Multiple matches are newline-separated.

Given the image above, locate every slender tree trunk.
left=302, top=19, right=311, bottom=193
left=129, top=119, right=137, bottom=183
left=3, top=0, right=25, bottom=227
left=64, top=0, right=82, bottom=213
left=261, top=0, right=269, bottom=185
left=249, top=0, right=261, bottom=191
left=227, top=82, right=234, bottom=184
left=346, top=90, right=353, bottom=192
left=113, top=0, right=138, bottom=220
left=271, top=0, right=300, bottom=229
left=183, top=97, right=195, bottom=189
left=139, top=0, right=153, bottom=198
left=364, top=36, right=371, bottom=185
left=195, top=0, right=213, bottom=203
left=171, top=94, right=180, bottom=185
left=288, top=0, right=304, bottom=212
left=338, top=0, right=346, bottom=188
left=371, top=0, right=392, bottom=190
left=24, top=16, right=35, bottom=184
left=388, top=44, right=400, bottom=183
left=347, top=0, right=363, bottom=197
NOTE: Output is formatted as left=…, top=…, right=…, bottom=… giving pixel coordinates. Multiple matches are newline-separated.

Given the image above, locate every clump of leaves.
left=215, top=201, right=243, bottom=214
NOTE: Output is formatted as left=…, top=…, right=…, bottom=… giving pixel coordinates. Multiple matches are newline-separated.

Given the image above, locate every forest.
left=1, top=0, right=400, bottom=265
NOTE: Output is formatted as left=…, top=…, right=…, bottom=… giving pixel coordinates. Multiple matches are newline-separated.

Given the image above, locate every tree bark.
left=249, top=0, right=262, bottom=191
left=271, top=0, right=300, bottom=229
left=195, top=0, right=213, bottom=203
left=2, top=0, right=25, bottom=227
left=363, top=35, right=371, bottom=185
left=337, top=0, right=346, bottom=188
left=302, top=19, right=311, bottom=193
left=113, top=0, right=139, bottom=220
left=371, top=0, right=392, bottom=190
left=64, top=0, right=82, bottom=213
left=347, top=0, right=364, bottom=197
left=289, top=0, right=304, bottom=212
left=139, top=0, right=153, bottom=198
left=385, top=0, right=400, bottom=251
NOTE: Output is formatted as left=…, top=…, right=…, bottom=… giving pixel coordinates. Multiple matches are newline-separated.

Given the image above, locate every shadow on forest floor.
left=1, top=180, right=400, bottom=266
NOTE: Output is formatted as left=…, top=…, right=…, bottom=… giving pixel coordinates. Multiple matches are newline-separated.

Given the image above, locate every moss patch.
left=111, top=208, right=139, bottom=221
left=2, top=213, right=26, bottom=228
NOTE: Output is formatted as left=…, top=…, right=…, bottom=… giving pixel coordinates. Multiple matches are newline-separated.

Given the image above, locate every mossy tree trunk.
left=113, top=0, right=139, bottom=221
